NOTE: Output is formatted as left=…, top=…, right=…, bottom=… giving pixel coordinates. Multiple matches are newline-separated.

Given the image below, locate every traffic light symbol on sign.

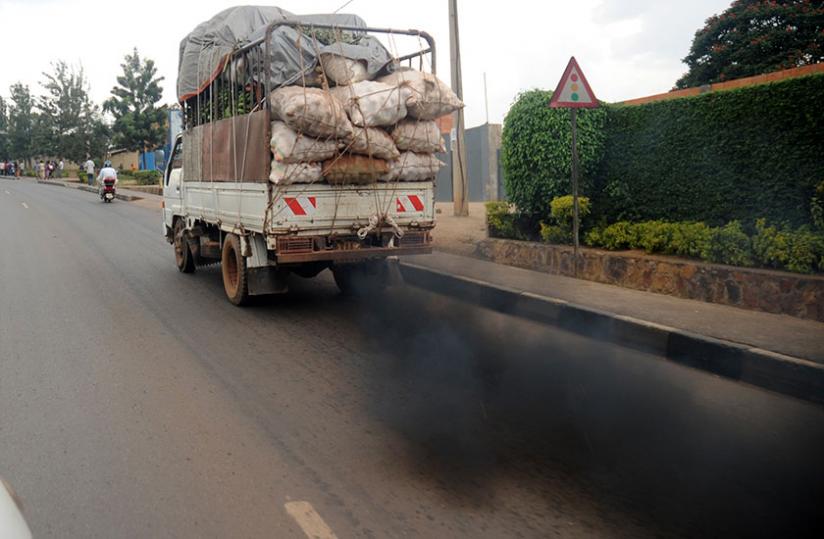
left=549, top=57, right=598, bottom=109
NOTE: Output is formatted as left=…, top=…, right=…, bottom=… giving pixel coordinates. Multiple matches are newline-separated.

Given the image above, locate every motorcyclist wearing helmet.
left=96, top=160, right=118, bottom=197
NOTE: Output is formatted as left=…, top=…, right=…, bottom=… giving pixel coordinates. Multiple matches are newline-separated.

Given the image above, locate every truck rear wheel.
left=174, top=220, right=196, bottom=274
left=221, top=233, right=250, bottom=306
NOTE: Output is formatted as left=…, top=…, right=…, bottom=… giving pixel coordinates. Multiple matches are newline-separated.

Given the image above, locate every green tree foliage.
left=598, top=74, right=824, bottom=227
left=7, top=83, right=35, bottom=163
left=37, top=61, right=109, bottom=163
left=501, top=90, right=607, bottom=223
left=676, top=0, right=824, bottom=89
left=104, top=48, right=166, bottom=152
left=0, top=96, right=9, bottom=158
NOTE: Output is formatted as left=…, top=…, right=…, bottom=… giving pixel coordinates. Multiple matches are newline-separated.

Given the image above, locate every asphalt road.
left=1, top=179, right=823, bottom=538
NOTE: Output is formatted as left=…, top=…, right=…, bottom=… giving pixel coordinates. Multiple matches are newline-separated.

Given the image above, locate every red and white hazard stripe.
left=284, top=196, right=317, bottom=216
left=396, top=195, right=425, bottom=213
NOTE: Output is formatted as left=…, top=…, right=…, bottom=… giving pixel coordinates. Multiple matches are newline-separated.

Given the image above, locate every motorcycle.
left=100, top=178, right=116, bottom=203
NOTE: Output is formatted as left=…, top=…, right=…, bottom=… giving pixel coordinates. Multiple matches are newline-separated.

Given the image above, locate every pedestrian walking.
left=38, top=160, right=45, bottom=179
left=58, top=159, right=64, bottom=178
left=0, top=161, right=6, bottom=176
left=84, top=158, right=95, bottom=186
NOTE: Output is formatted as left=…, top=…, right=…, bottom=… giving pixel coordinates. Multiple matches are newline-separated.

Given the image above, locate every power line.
left=333, top=0, right=355, bottom=13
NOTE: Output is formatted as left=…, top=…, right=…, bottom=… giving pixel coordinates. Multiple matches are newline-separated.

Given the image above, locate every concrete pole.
left=483, top=72, right=489, bottom=125
left=449, top=0, right=469, bottom=217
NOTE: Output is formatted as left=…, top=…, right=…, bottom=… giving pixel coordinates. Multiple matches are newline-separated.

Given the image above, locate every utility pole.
left=483, top=72, right=489, bottom=125
left=448, top=0, right=469, bottom=217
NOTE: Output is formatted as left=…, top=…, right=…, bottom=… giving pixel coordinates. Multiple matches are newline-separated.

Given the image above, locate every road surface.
left=1, top=179, right=822, bottom=538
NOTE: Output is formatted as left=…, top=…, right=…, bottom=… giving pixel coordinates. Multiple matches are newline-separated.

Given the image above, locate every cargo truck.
left=162, top=8, right=454, bottom=305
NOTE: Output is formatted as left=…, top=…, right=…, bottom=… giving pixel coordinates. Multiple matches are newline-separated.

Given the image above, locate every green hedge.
left=596, top=74, right=824, bottom=226
left=120, top=169, right=162, bottom=185
left=585, top=219, right=824, bottom=274
left=501, top=90, right=607, bottom=223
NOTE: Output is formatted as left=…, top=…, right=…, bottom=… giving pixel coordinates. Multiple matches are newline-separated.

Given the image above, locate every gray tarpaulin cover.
left=177, top=5, right=394, bottom=102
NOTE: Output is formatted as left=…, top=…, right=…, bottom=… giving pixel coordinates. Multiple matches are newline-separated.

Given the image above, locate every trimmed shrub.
left=501, top=89, right=607, bottom=222
left=485, top=201, right=527, bottom=240
left=122, top=169, right=162, bottom=185
left=753, top=219, right=824, bottom=274
left=586, top=218, right=822, bottom=273
left=812, top=180, right=824, bottom=231
left=540, top=195, right=591, bottom=244
left=701, top=221, right=753, bottom=267
left=596, top=74, right=824, bottom=226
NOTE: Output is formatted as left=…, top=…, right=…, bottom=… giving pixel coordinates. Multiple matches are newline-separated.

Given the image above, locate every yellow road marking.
left=284, top=501, right=338, bottom=539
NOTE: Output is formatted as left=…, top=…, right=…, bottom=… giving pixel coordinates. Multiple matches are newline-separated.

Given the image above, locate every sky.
left=0, top=0, right=732, bottom=128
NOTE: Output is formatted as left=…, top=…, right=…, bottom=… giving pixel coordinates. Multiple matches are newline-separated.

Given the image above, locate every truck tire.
left=174, top=220, right=196, bottom=274
left=221, top=233, right=250, bottom=306
left=332, top=260, right=389, bottom=296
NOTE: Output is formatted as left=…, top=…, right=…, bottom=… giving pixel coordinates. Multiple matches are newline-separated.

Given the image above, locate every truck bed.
left=180, top=181, right=436, bottom=236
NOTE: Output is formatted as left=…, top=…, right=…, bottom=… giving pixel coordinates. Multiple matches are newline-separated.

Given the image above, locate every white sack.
left=391, top=120, right=445, bottom=153
left=379, top=70, right=464, bottom=120
left=331, top=81, right=412, bottom=127
left=270, top=121, right=340, bottom=164
left=269, top=87, right=353, bottom=139
left=385, top=152, right=444, bottom=182
left=269, top=161, right=323, bottom=185
left=347, top=127, right=400, bottom=161
left=319, top=53, right=369, bottom=86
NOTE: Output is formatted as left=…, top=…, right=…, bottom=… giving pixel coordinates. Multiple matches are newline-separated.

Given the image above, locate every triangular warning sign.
left=549, top=57, right=599, bottom=109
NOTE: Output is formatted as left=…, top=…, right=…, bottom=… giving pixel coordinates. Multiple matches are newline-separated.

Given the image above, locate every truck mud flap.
left=247, top=267, right=289, bottom=296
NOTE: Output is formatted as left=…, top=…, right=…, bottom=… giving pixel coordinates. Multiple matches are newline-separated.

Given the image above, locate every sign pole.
left=549, top=56, right=597, bottom=279
left=571, top=108, right=580, bottom=277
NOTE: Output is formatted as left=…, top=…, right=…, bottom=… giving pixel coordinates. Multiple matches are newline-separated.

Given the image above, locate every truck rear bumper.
left=277, top=245, right=432, bottom=264
left=274, top=230, right=432, bottom=264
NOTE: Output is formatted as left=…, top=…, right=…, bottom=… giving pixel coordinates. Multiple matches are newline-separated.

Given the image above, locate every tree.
left=37, top=61, right=109, bottom=163
left=676, top=0, right=824, bottom=89
left=8, top=83, right=36, bottom=165
left=104, top=48, right=166, bottom=153
left=0, top=96, right=9, bottom=158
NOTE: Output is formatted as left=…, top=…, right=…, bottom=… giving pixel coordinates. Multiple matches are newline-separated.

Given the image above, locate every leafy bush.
left=597, top=74, right=824, bottom=226
left=587, top=218, right=823, bottom=273
left=121, top=169, right=162, bottom=185
left=485, top=201, right=527, bottom=240
left=586, top=220, right=712, bottom=257
left=585, top=221, right=637, bottom=250
left=550, top=195, right=591, bottom=224
left=753, top=219, right=824, bottom=274
left=812, top=180, right=824, bottom=231
left=701, top=221, right=753, bottom=267
left=501, top=89, right=607, bottom=223
left=540, top=195, right=591, bottom=244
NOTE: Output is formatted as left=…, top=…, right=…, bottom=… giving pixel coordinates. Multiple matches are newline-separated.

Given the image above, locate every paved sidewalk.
left=432, top=202, right=488, bottom=257
left=406, top=251, right=824, bottom=364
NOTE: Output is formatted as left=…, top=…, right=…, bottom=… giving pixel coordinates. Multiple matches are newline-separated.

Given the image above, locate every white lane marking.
left=4, top=190, right=9, bottom=195
left=21, top=202, right=28, bottom=209
left=284, top=501, right=338, bottom=539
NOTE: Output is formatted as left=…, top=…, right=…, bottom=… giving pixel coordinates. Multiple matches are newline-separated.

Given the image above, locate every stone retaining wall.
left=475, top=239, right=824, bottom=322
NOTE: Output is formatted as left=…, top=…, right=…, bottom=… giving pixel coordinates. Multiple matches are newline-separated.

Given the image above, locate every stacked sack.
left=268, top=57, right=463, bottom=185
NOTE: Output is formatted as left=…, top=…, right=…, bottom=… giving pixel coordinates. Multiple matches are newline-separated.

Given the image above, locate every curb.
left=37, top=180, right=142, bottom=202
left=400, top=262, right=824, bottom=406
